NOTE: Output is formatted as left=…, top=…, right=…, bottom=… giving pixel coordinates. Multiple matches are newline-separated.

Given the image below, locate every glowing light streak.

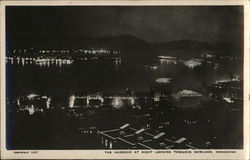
left=112, top=97, right=123, bottom=109
left=69, top=95, right=76, bottom=108
left=27, top=94, right=39, bottom=99
left=156, top=78, right=172, bottom=83
left=183, top=59, right=202, bottom=69
left=46, top=97, right=51, bottom=109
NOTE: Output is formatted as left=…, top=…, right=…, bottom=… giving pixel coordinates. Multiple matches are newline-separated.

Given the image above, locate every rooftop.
left=100, top=123, right=196, bottom=149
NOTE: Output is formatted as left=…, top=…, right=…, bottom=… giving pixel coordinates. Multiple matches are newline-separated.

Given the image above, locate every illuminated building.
left=171, top=90, right=203, bottom=108
left=153, top=91, right=161, bottom=102
left=150, top=85, right=171, bottom=102
left=172, top=90, right=202, bottom=101
left=208, top=80, right=243, bottom=110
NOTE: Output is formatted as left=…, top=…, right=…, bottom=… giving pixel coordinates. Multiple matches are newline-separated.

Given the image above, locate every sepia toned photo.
left=1, top=1, right=249, bottom=159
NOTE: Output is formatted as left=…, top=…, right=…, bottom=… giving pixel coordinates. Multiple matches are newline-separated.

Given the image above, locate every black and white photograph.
left=2, top=3, right=247, bottom=153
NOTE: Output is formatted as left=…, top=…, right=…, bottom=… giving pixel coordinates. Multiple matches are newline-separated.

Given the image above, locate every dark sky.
left=6, top=6, right=243, bottom=47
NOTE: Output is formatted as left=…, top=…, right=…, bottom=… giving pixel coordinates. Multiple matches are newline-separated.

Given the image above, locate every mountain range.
left=8, top=34, right=242, bottom=55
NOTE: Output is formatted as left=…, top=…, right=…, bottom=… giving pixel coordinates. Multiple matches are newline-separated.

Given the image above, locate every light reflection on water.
left=6, top=54, right=241, bottom=96
left=6, top=58, right=74, bottom=68
left=114, top=58, right=122, bottom=71
left=159, top=58, right=177, bottom=76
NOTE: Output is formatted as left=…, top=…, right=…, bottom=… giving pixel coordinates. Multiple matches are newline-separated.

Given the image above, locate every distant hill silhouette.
left=8, top=34, right=242, bottom=55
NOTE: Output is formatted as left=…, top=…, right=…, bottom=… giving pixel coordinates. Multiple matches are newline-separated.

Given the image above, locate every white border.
left=1, top=1, right=249, bottom=159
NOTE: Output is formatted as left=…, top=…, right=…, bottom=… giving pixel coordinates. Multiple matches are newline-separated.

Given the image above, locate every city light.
left=28, top=105, right=35, bottom=115
left=112, top=97, right=123, bottom=109
left=27, top=94, right=39, bottom=99
left=183, top=59, right=202, bottom=69
left=160, top=58, right=177, bottom=64
left=177, top=90, right=202, bottom=97
left=46, top=97, right=51, bottom=109
left=223, top=97, right=234, bottom=103
left=156, top=78, right=172, bottom=83
left=158, top=56, right=176, bottom=60
left=130, top=97, right=135, bottom=105
left=69, top=95, right=76, bottom=108
left=215, top=77, right=240, bottom=84
left=17, top=99, right=20, bottom=106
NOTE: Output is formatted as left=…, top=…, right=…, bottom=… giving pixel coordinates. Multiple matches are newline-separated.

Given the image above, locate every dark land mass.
left=7, top=34, right=242, bottom=56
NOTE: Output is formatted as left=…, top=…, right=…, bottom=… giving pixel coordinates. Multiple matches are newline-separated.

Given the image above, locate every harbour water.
left=6, top=50, right=242, bottom=98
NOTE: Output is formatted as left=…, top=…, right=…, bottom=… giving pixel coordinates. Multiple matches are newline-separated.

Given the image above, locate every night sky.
left=6, top=6, right=243, bottom=48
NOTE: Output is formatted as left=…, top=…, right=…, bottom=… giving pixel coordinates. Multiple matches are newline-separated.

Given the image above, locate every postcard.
left=1, top=0, right=249, bottom=159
